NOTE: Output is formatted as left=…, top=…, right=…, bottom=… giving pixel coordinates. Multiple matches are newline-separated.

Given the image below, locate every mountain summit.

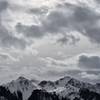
left=4, top=76, right=38, bottom=100
left=0, top=76, right=100, bottom=100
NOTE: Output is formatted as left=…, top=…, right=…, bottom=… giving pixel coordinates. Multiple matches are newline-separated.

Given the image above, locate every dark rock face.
left=0, top=86, right=22, bottom=100
left=39, top=80, right=55, bottom=87
left=0, top=96, right=7, bottom=100
left=28, top=89, right=100, bottom=100
left=79, top=88, right=100, bottom=100
left=28, top=89, right=68, bottom=100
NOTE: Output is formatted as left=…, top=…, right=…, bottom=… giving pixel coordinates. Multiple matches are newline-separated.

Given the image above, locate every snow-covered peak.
left=1, top=76, right=100, bottom=100
left=6, top=76, right=36, bottom=90
left=5, top=76, right=38, bottom=100
left=17, top=76, right=28, bottom=81
left=39, top=80, right=56, bottom=91
left=38, top=76, right=98, bottom=99
left=67, top=78, right=87, bottom=88
left=55, top=76, right=72, bottom=87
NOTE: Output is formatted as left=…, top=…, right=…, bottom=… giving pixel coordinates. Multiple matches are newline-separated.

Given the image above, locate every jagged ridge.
left=0, top=76, right=100, bottom=100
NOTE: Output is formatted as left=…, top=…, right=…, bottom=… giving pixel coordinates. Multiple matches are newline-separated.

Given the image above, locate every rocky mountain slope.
left=0, top=76, right=100, bottom=100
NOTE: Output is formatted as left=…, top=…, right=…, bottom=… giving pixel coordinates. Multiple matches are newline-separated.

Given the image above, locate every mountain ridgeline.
left=0, top=76, right=100, bottom=100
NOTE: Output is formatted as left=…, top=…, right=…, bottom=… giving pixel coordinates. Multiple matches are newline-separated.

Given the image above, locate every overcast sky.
left=0, top=0, right=100, bottom=84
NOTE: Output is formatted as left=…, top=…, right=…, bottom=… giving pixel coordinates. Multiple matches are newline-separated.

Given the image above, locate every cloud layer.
left=15, top=1, right=100, bottom=45
left=0, top=0, right=100, bottom=83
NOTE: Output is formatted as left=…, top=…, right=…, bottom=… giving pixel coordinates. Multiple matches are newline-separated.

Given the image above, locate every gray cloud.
left=41, top=69, right=81, bottom=81
left=1, top=34, right=27, bottom=49
left=0, top=1, right=8, bottom=12
left=46, top=70, right=81, bottom=77
left=0, top=23, right=27, bottom=49
left=15, top=2, right=100, bottom=44
left=16, top=23, right=44, bottom=38
left=0, top=1, right=28, bottom=49
left=57, top=34, right=80, bottom=45
left=0, top=53, right=17, bottom=62
left=43, top=10, right=69, bottom=33
left=15, top=4, right=77, bottom=44
left=0, top=53, right=10, bottom=60
left=50, top=4, right=100, bottom=44
left=71, top=5, right=100, bottom=43
left=83, top=26, right=100, bottom=43
left=28, top=6, right=48, bottom=15
left=0, top=0, right=8, bottom=23
left=44, top=69, right=100, bottom=83
left=1, top=0, right=100, bottom=84
left=78, top=55, right=100, bottom=69
left=44, top=3, right=100, bottom=44
left=95, top=0, right=100, bottom=3
left=57, top=36, right=69, bottom=45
